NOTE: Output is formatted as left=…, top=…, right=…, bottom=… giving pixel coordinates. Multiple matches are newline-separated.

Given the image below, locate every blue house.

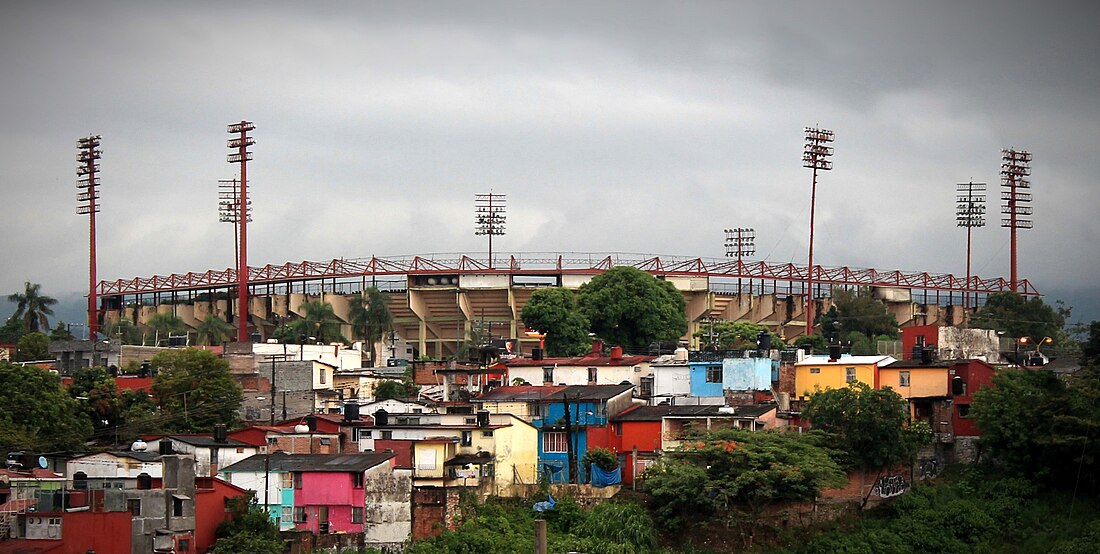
left=690, top=356, right=777, bottom=399
left=532, top=384, right=635, bottom=483
left=689, top=360, right=724, bottom=398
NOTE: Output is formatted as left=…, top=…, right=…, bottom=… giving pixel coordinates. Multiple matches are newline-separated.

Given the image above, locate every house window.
left=319, top=369, right=326, bottom=384
left=295, top=507, right=308, bottom=523
left=177, top=539, right=189, bottom=553
left=640, top=377, right=653, bottom=397
left=127, top=498, right=141, bottom=516
left=281, top=505, right=292, bottom=523
left=613, top=422, right=623, bottom=436
left=461, top=431, right=472, bottom=447
left=706, top=366, right=722, bottom=383
left=482, top=430, right=494, bottom=437
left=173, top=497, right=184, bottom=517
left=381, top=431, right=393, bottom=440
left=958, top=404, right=972, bottom=418
left=845, top=367, right=856, bottom=383
left=543, top=432, right=568, bottom=453
left=210, top=448, right=219, bottom=466
left=352, top=507, right=363, bottom=524
left=464, top=417, right=477, bottom=425
left=281, top=473, right=293, bottom=489
left=319, top=438, right=331, bottom=446
left=810, top=368, right=821, bottom=374
left=352, top=472, right=364, bottom=488
left=543, top=365, right=554, bottom=383
left=899, top=371, right=911, bottom=387
left=587, top=367, right=598, bottom=384
left=355, top=429, right=372, bottom=440
left=292, top=472, right=302, bottom=489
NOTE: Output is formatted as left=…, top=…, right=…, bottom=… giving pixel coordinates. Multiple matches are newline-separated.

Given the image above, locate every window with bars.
left=352, top=507, right=363, bottom=524
left=281, top=472, right=293, bottom=489
left=543, top=432, right=568, bottom=453
left=845, top=367, right=856, bottom=383
left=899, top=371, right=911, bottom=387
left=706, top=366, right=722, bottom=383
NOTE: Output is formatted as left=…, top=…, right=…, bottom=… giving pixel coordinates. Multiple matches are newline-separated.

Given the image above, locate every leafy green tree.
left=7, top=281, right=57, bottom=332
left=194, top=314, right=234, bottom=346
left=0, top=317, right=26, bottom=344
left=349, top=287, right=394, bottom=364
left=145, top=313, right=186, bottom=345
left=375, top=366, right=419, bottom=400
left=971, top=291, right=1067, bottom=345
left=106, top=318, right=144, bottom=345
left=280, top=301, right=347, bottom=344
left=0, top=361, right=93, bottom=451
left=693, top=319, right=782, bottom=350
left=68, top=366, right=123, bottom=434
left=823, top=288, right=899, bottom=339
left=213, top=495, right=284, bottom=554
left=801, top=382, right=926, bottom=471
left=972, top=367, right=1100, bottom=490
left=792, top=333, right=827, bottom=354
left=1079, top=320, right=1100, bottom=367
left=521, top=287, right=591, bottom=357
left=14, top=331, right=50, bottom=361
left=118, top=389, right=164, bottom=438
left=49, top=322, right=76, bottom=341
left=646, top=429, right=846, bottom=540
left=151, top=348, right=242, bottom=433
left=576, top=266, right=687, bottom=353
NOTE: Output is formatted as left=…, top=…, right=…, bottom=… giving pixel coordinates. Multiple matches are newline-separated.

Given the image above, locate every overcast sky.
left=2, top=0, right=1098, bottom=327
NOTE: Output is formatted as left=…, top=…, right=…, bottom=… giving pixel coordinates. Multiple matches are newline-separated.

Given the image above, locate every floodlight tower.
left=724, top=227, right=756, bottom=294
left=802, top=126, right=834, bottom=336
left=218, top=178, right=251, bottom=278
left=227, top=121, right=255, bottom=342
left=1000, top=149, right=1032, bottom=293
left=76, top=135, right=102, bottom=338
left=475, top=192, right=506, bottom=269
left=956, top=182, right=987, bottom=311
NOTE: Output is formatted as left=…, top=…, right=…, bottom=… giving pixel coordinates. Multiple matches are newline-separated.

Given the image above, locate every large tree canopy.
left=819, top=288, right=899, bottom=340
left=151, top=348, right=242, bottom=433
left=520, top=287, right=591, bottom=357
left=970, top=291, right=1066, bottom=344
left=68, top=366, right=123, bottom=434
left=801, top=382, right=927, bottom=470
left=972, top=367, right=1100, bottom=491
left=0, top=361, right=93, bottom=451
left=576, top=266, right=687, bottom=353
left=693, top=320, right=782, bottom=350
left=14, top=331, right=49, bottom=361
left=276, top=301, right=347, bottom=344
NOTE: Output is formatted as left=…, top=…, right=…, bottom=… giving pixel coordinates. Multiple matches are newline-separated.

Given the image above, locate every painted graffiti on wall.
left=870, top=474, right=909, bottom=498
left=918, top=457, right=940, bottom=480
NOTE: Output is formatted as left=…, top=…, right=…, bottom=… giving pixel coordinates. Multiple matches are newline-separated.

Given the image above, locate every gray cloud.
left=2, top=0, right=1098, bottom=324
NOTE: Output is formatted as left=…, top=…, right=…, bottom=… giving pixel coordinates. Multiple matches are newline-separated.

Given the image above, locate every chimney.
left=610, top=346, right=623, bottom=361
left=591, top=339, right=604, bottom=356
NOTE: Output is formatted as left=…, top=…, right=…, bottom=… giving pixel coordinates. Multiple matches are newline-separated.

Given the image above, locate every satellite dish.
left=37, top=456, right=48, bottom=469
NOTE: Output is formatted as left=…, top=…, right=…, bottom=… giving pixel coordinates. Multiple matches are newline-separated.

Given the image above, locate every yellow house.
left=409, top=413, right=538, bottom=496
left=794, top=355, right=897, bottom=398
left=877, top=360, right=950, bottom=400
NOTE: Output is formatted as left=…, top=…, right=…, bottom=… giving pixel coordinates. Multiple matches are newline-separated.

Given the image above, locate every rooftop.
left=220, top=451, right=396, bottom=473
left=612, top=403, right=777, bottom=422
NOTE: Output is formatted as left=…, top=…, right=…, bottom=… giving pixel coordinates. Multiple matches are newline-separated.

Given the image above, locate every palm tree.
left=349, top=287, right=394, bottom=364
left=194, top=315, right=234, bottom=346
left=286, top=301, right=347, bottom=344
left=7, top=281, right=58, bottom=332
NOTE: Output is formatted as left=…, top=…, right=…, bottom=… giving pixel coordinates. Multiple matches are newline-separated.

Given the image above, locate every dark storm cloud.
left=1, top=0, right=1098, bottom=323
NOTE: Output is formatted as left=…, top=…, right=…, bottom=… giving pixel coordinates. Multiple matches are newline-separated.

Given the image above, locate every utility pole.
left=227, top=121, right=255, bottom=342
left=956, top=182, right=986, bottom=313
left=1000, top=149, right=1033, bottom=293
left=563, top=394, right=577, bottom=484
left=803, top=126, right=834, bottom=337
left=475, top=192, right=506, bottom=269
left=76, top=135, right=102, bottom=338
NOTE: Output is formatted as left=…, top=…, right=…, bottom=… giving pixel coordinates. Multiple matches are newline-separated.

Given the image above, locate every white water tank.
left=131, top=439, right=148, bottom=452
left=673, top=347, right=689, bottom=363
